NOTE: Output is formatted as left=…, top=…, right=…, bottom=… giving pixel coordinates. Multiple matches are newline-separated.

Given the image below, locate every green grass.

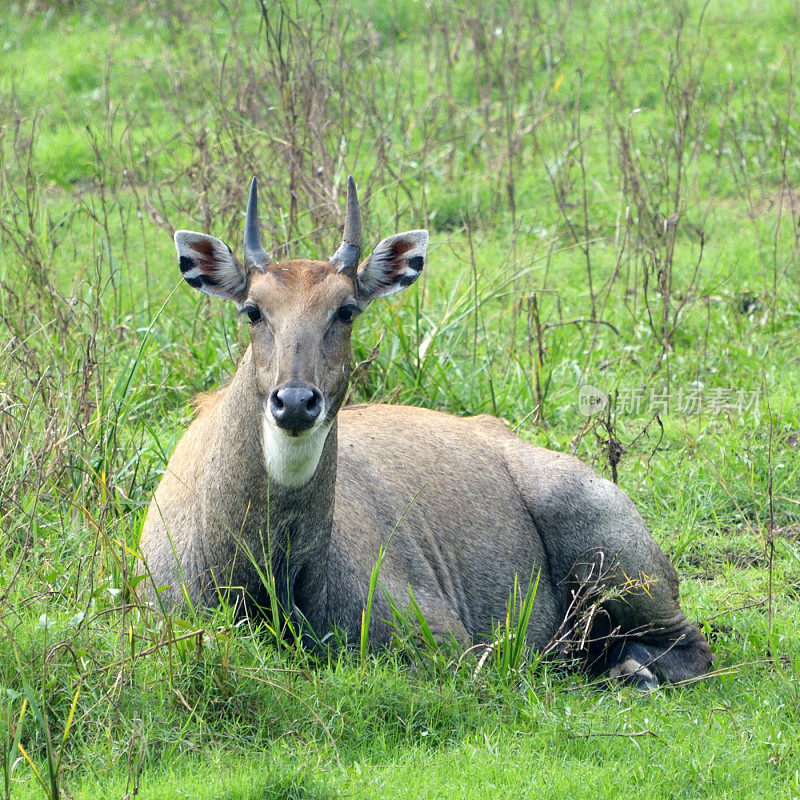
left=2, top=0, right=800, bottom=797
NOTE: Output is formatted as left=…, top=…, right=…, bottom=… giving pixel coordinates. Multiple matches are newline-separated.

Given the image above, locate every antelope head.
left=173, top=177, right=428, bottom=488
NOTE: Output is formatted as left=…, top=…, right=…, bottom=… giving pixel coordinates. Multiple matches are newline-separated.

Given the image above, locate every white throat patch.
left=262, top=417, right=332, bottom=489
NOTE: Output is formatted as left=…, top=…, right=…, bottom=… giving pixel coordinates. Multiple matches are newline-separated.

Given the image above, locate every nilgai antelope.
left=139, top=177, right=712, bottom=688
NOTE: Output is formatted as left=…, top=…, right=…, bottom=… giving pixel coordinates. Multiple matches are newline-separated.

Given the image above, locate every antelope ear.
left=355, top=230, right=428, bottom=304
left=174, top=230, right=248, bottom=303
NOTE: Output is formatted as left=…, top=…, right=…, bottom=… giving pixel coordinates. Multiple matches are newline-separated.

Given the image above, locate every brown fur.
left=139, top=228, right=712, bottom=688
left=193, top=389, right=226, bottom=416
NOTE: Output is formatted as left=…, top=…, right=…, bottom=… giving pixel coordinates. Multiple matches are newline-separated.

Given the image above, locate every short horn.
left=244, top=176, right=272, bottom=272
left=329, top=176, right=362, bottom=275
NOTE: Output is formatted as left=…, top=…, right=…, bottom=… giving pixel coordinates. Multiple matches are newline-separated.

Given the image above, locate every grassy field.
left=1, top=0, right=799, bottom=797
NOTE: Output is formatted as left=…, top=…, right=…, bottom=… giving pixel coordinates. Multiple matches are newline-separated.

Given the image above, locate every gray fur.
left=139, top=195, right=712, bottom=688
left=139, top=359, right=711, bottom=685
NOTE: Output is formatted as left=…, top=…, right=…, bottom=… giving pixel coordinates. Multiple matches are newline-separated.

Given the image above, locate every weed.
left=0, top=1, right=799, bottom=797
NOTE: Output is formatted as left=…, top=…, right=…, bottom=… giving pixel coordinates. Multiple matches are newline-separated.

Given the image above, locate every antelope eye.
left=337, top=303, right=359, bottom=324
left=241, top=303, right=262, bottom=324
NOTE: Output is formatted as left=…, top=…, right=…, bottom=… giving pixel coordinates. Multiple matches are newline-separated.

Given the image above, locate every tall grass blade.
left=3, top=696, right=28, bottom=800
left=16, top=744, right=48, bottom=799
left=360, top=542, right=387, bottom=669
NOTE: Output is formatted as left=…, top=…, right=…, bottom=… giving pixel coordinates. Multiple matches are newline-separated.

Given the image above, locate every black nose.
left=268, top=382, right=323, bottom=432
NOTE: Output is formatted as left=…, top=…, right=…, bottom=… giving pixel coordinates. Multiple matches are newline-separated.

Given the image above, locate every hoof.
left=609, top=657, right=660, bottom=691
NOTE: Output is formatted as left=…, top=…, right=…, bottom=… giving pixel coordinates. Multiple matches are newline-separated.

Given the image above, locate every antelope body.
left=139, top=178, right=712, bottom=687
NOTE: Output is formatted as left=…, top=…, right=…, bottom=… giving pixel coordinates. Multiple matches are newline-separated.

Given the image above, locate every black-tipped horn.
left=329, top=176, right=362, bottom=276
left=244, top=176, right=272, bottom=272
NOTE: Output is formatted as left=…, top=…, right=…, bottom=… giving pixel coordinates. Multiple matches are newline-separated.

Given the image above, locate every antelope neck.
left=216, top=347, right=336, bottom=621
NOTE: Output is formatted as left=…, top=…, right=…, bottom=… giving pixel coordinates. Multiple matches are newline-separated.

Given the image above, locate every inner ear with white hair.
left=354, top=230, right=428, bottom=304
left=174, top=231, right=249, bottom=304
